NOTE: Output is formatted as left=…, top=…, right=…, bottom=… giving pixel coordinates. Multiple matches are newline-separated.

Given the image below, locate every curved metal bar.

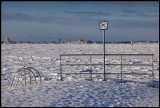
left=15, top=71, right=23, bottom=88
left=10, top=68, right=25, bottom=89
left=29, top=68, right=31, bottom=85
left=28, top=68, right=37, bottom=85
left=10, top=73, right=17, bottom=89
left=24, top=68, right=26, bottom=86
left=27, top=67, right=42, bottom=84
left=29, top=67, right=42, bottom=84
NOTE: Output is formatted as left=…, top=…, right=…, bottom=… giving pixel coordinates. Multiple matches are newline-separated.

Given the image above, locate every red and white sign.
left=100, top=21, right=108, bottom=30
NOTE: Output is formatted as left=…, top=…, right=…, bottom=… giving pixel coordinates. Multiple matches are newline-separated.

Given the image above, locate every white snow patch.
left=1, top=43, right=159, bottom=107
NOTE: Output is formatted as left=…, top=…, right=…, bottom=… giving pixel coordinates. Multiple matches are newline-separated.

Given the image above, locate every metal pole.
left=152, top=55, right=154, bottom=87
left=15, top=75, right=21, bottom=88
left=121, top=55, right=122, bottom=83
left=90, top=55, right=92, bottom=81
left=103, top=25, right=106, bottom=81
left=60, top=55, right=63, bottom=81
left=29, top=69, right=31, bottom=85
left=29, top=68, right=37, bottom=85
left=24, top=69, right=26, bottom=86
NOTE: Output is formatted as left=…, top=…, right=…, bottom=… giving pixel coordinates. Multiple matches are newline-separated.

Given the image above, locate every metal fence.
left=60, top=54, right=154, bottom=85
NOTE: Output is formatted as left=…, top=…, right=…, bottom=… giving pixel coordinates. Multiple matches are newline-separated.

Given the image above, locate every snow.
left=1, top=43, right=159, bottom=107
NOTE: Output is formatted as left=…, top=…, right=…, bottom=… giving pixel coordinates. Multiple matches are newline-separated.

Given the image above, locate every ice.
left=1, top=43, right=159, bottom=107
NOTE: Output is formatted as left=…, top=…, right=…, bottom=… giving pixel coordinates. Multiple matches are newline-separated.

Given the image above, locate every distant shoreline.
left=1, top=41, right=159, bottom=44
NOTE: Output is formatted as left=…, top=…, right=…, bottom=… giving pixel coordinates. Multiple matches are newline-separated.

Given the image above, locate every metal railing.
left=10, top=67, right=42, bottom=89
left=60, top=54, right=154, bottom=86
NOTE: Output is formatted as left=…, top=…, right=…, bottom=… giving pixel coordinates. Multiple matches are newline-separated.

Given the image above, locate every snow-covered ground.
left=1, top=43, right=159, bottom=107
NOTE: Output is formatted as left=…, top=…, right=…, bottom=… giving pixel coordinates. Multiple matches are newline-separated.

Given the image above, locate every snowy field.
left=1, top=43, right=159, bottom=107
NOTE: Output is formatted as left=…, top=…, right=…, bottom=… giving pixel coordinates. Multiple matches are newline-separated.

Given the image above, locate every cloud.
left=3, top=32, right=87, bottom=42
left=120, top=8, right=158, bottom=18
left=116, top=1, right=158, bottom=6
left=122, top=2, right=153, bottom=6
left=110, top=19, right=159, bottom=29
left=2, top=11, right=98, bottom=26
left=121, top=9, right=136, bottom=14
left=64, top=11, right=112, bottom=16
left=2, top=11, right=159, bottom=29
left=2, top=11, right=32, bottom=21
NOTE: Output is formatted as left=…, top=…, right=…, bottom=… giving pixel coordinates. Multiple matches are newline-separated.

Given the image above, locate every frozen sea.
left=1, top=43, right=159, bottom=107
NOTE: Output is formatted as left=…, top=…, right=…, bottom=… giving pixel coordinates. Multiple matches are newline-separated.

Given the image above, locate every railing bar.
left=62, top=73, right=104, bottom=74
left=61, top=64, right=153, bottom=66
left=61, top=63, right=98, bottom=65
left=121, top=64, right=153, bottom=66
left=60, top=54, right=102, bottom=56
left=60, top=54, right=154, bottom=56
left=107, top=54, right=154, bottom=56
left=121, top=73, right=153, bottom=75
left=62, top=73, right=153, bottom=75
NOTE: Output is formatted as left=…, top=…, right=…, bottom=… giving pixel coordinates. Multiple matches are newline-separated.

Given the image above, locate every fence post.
left=121, top=55, right=122, bottom=84
left=60, top=55, right=63, bottom=81
left=152, top=55, right=154, bottom=87
left=90, top=55, right=92, bottom=81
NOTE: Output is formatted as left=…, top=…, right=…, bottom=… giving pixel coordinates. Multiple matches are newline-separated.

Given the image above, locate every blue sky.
left=1, top=1, right=159, bottom=42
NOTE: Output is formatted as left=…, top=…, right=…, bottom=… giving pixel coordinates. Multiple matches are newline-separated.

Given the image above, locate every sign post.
left=99, top=20, right=108, bottom=81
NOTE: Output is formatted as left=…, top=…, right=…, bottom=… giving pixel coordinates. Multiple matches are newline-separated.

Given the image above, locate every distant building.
left=72, top=38, right=94, bottom=44
left=131, top=41, right=133, bottom=46
left=84, top=40, right=93, bottom=44
left=5, top=37, right=10, bottom=44
left=73, top=40, right=84, bottom=44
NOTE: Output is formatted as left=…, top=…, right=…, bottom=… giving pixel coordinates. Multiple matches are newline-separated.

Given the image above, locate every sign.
left=99, top=21, right=108, bottom=30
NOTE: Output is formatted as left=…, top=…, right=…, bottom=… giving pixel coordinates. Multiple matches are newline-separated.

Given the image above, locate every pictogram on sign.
left=99, top=21, right=108, bottom=30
